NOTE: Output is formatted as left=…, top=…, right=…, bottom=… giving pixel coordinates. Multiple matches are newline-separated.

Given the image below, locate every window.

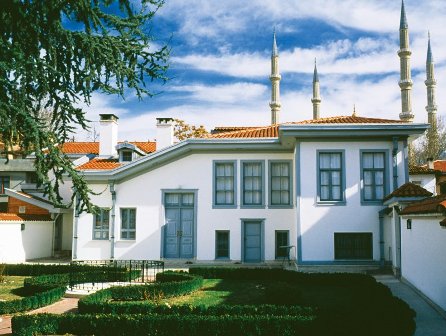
left=275, top=230, right=289, bottom=259
left=93, top=209, right=110, bottom=240
left=334, top=233, right=373, bottom=260
left=215, top=231, right=230, bottom=259
left=362, top=152, right=386, bottom=202
left=120, top=208, right=136, bottom=240
left=26, top=172, right=38, bottom=184
left=269, top=161, right=292, bottom=206
left=121, top=151, right=133, bottom=162
left=0, top=176, right=10, bottom=195
left=214, top=161, right=236, bottom=207
left=242, top=161, right=264, bottom=207
left=318, top=152, right=343, bottom=202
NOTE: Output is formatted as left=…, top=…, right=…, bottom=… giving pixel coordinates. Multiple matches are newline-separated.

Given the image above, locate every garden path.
left=0, top=297, right=78, bottom=335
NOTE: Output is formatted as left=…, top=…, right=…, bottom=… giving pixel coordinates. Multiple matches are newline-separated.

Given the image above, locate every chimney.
left=156, top=118, right=174, bottom=150
left=427, top=157, right=434, bottom=169
left=99, top=114, right=119, bottom=157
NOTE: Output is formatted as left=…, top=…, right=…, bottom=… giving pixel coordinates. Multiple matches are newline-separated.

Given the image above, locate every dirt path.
left=0, top=297, right=78, bottom=335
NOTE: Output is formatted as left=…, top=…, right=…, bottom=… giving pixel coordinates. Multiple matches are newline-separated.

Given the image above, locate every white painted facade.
left=0, top=221, right=53, bottom=263
left=72, top=122, right=427, bottom=264
left=400, top=215, right=446, bottom=311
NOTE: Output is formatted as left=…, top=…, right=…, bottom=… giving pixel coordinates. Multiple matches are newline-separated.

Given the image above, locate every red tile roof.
left=433, top=160, right=446, bottom=172
left=211, top=126, right=262, bottom=134
left=295, top=116, right=405, bottom=124
left=61, top=141, right=156, bottom=155
left=0, top=213, right=52, bottom=221
left=401, top=195, right=446, bottom=215
left=384, top=182, right=433, bottom=201
left=208, top=116, right=406, bottom=139
left=128, top=142, right=156, bottom=153
left=77, top=158, right=122, bottom=170
left=209, top=125, right=279, bottom=138
left=409, top=165, right=437, bottom=175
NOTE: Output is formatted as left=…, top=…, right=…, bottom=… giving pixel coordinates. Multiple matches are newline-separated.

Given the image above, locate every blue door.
left=164, top=193, right=194, bottom=259
left=244, top=222, right=262, bottom=262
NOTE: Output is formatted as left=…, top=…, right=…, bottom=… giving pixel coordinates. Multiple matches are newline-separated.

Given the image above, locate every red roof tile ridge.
left=294, top=115, right=405, bottom=124
left=207, top=124, right=279, bottom=138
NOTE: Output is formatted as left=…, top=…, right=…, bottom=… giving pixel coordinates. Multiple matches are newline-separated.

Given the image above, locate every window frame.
left=268, top=160, right=293, bottom=208
left=241, top=160, right=265, bottom=208
left=92, top=208, right=110, bottom=240
left=317, top=150, right=346, bottom=205
left=0, top=176, right=10, bottom=195
left=120, top=208, right=136, bottom=240
left=360, top=150, right=389, bottom=205
left=120, top=150, right=133, bottom=162
left=215, top=230, right=230, bottom=259
left=213, top=160, right=237, bottom=209
left=275, top=230, right=290, bottom=259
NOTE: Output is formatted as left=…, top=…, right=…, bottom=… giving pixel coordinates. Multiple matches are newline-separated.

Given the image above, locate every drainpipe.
left=73, top=194, right=80, bottom=260
left=393, top=205, right=402, bottom=278
left=392, top=137, right=399, bottom=190
left=378, top=209, right=386, bottom=268
left=109, top=182, right=116, bottom=259
left=51, top=213, right=60, bottom=257
left=403, top=139, right=409, bottom=183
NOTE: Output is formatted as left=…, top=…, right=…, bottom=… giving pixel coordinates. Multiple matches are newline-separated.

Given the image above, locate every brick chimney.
left=99, top=114, right=119, bottom=157
left=156, top=118, right=174, bottom=150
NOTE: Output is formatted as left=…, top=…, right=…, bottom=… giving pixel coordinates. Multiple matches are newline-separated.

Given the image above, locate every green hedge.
left=0, top=264, right=141, bottom=314
left=79, top=271, right=203, bottom=312
left=12, top=313, right=316, bottom=336
left=189, top=267, right=385, bottom=287
left=79, top=300, right=316, bottom=316
left=0, top=287, right=66, bottom=314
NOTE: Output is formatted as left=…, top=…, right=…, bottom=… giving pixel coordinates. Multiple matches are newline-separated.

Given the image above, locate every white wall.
left=76, top=152, right=295, bottom=261
left=401, top=216, right=446, bottom=311
left=409, top=174, right=436, bottom=195
left=298, top=141, right=400, bottom=262
left=0, top=221, right=53, bottom=262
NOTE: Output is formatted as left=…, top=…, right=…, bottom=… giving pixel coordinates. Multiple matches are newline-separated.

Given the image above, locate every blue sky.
left=76, top=0, right=446, bottom=141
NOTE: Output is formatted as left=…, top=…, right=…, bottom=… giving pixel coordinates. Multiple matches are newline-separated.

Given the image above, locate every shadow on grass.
left=196, top=278, right=359, bottom=309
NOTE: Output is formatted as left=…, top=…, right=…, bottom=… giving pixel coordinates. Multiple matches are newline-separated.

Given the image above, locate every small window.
left=334, top=233, right=372, bottom=260
left=93, top=208, right=110, bottom=240
left=214, top=161, right=236, bottom=207
left=26, top=172, right=38, bottom=184
left=242, top=161, right=263, bottom=207
left=318, top=152, right=343, bottom=202
left=269, top=161, right=292, bottom=206
left=121, top=151, right=133, bottom=162
left=0, top=176, right=10, bottom=195
left=215, top=231, right=230, bottom=259
left=121, top=208, right=136, bottom=240
left=275, top=230, right=289, bottom=259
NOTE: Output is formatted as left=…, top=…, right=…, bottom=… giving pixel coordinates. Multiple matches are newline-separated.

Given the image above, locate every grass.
left=162, top=279, right=357, bottom=309
left=0, top=276, right=28, bottom=301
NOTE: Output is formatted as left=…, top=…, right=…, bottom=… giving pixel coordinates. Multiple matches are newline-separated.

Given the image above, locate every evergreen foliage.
left=0, top=0, right=169, bottom=212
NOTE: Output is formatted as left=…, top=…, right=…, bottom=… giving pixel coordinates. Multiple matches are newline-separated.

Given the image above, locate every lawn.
left=163, top=278, right=357, bottom=309
left=0, top=276, right=28, bottom=301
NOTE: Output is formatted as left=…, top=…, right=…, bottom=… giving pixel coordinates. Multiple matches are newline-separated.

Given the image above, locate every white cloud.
left=169, top=82, right=267, bottom=103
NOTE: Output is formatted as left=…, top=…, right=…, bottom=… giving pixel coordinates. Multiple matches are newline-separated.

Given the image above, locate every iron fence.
left=69, top=259, right=164, bottom=290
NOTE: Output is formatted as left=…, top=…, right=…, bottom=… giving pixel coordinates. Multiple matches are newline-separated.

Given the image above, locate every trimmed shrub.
left=0, top=287, right=66, bottom=314
left=12, top=313, right=316, bottom=336
left=0, top=263, right=141, bottom=314
left=79, top=272, right=203, bottom=313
